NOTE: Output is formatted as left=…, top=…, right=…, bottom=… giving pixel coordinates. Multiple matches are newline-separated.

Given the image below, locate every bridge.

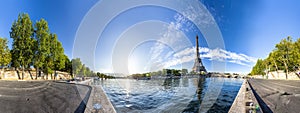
left=207, top=72, right=247, bottom=78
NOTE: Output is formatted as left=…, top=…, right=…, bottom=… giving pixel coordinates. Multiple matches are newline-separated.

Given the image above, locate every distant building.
left=192, top=35, right=207, bottom=74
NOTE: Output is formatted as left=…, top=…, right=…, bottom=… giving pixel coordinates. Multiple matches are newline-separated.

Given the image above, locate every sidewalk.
left=229, top=80, right=262, bottom=113
left=77, top=79, right=116, bottom=113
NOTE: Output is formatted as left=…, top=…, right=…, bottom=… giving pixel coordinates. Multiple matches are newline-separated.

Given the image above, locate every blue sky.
left=0, top=0, right=300, bottom=74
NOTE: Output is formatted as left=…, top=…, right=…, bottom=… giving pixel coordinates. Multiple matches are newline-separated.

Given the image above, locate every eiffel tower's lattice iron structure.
left=192, top=35, right=207, bottom=74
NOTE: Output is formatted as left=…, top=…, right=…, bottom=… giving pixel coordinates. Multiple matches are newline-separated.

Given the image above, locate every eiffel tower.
left=192, top=35, right=207, bottom=74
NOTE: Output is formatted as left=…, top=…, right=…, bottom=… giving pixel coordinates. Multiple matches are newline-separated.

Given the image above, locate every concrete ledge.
left=229, top=80, right=246, bottom=113
left=84, top=81, right=116, bottom=113
left=229, top=79, right=263, bottom=113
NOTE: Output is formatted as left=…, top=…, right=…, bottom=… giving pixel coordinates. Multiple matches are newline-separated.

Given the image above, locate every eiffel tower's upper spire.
left=192, top=35, right=207, bottom=74
left=196, top=35, right=200, bottom=59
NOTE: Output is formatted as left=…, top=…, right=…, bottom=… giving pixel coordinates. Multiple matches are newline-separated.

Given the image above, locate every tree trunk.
left=265, top=64, right=269, bottom=78
left=283, top=60, right=288, bottom=80
left=22, top=66, right=24, bottom=80
left=28, top=70, right=33, bottom=80
left=15, top=67, right=21, bottom=80
left=294, top=72, right=300, bottom=79
left=42, top=71, right=44, bottom=80
left=273, top=60, right=279, bottom=78
left=273, top=60, right=278, bottom=72
left=51, top=74, right=53, bottom=80
left=1, top=68, right=4, bottom=79
left=54, top=70, right=56, bottom=80
left=35, top=67, right=39, bottom=80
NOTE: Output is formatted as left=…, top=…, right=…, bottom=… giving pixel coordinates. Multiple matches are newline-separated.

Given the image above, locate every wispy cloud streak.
left=164, top=47, right=257, bottom=68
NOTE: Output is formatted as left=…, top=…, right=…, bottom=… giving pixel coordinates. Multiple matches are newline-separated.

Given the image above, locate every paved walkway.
left=78, top=79, right=116, bottom=113
left=85, top=85, right=116, bottom=113
left=0, top=80, right=91, bottom=113
left=249, top=79, right=300, bottom=113
left=229, top=80, right=262, bottom=113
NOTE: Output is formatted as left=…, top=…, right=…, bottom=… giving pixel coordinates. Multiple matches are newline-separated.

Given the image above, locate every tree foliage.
left=0, top=38, right=11, bottom=67
left=96, top=72, right=115, bottom=79
left=71, top=58, right=82, bottom=76
left=62, top=55, right=72, bottom=76
left=251, top=36, right=300, bottom=79
left=50, top=33, right=65, bottom=79
left=71, top=58, right=96, bottom=77
left=4, top=13, right=98, bottom=80
left=34, top=18, right=50, bottom=79
left=251, top=59, right=266, bottom=75
left=0, top=38, right=11, bottom=79
left=10, top=13, right=35, bottom=79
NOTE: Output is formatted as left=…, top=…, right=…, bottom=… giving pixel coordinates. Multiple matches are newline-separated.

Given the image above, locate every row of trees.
left=71, top=58, right=98, bottom=78
left=96, top=72, right=115, bottom=79
left=251, top=36, right=300, bottom=79
left=9, top=13, right=68, bottom=80
left=128, top=68, right=189, bottom=79
left=0, top=13, right=96, bottom=80
left=150, top=69, right=188, bottom=76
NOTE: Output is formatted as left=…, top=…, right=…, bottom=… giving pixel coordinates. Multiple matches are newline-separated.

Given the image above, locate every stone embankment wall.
left=252, top=70, right=300, bottom=80
left=229, top=80, right=262, bottom=113
left=0, top=69, right=71, bottom=80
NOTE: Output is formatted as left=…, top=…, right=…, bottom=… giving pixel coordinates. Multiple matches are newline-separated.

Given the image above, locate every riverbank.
left=229, top=79, right=262, bottom=113
left=76, top=79, right=116, bottom=113
left=0, top=78, right=116, bottom=113
left=251, top=70, right=300, bottom=80
left=0, top=69, right=71, bottom=80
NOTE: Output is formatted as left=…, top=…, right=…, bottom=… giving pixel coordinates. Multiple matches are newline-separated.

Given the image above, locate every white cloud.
left=147, top=46, right=258, bottom=70
left=228, top=60, right=248, bottom=66
left=173, top=47, right=195, bottom=57
left=147, top=12, right=193, bottom=71
left=181, top=5, right=214, bottom=28
left=146, top=6, right=255, bottom=71
left=162, top=47, right=258, bottom=68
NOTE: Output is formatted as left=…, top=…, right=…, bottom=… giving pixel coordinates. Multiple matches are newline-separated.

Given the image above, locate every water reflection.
left=162, top=78, right=181, bottom=89
left=96, top=77, right=243, bottom=113
left=182, top=77, right=206, bottom=112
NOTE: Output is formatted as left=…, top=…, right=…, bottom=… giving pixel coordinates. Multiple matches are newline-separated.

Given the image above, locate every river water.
left=94, top=77, right=244, bottom=113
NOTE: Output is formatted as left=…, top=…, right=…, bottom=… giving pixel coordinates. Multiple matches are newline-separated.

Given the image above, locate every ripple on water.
left=98, top=78, right=243, bottom=112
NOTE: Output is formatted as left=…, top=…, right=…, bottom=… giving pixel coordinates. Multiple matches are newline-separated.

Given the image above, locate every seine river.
left=94, top=77, right=244, bottom=113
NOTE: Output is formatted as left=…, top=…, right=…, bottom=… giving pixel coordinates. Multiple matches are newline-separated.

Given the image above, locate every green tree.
left=50, top=33, right=65, bottom=80
left=291, top=38, right=300, bottom=70
left=266, top=51, right=279, bottom=72
left=72, top=58, right=82, bottom=77
left=62, top=54, right=72, bottom=77
left=275, top=36, right=293, bottom=79
left=251, top=59, right=266, bottom=75
left=41, top=33, right=55, bottom=80
left=162, top=69, right=167, bottom=76
left=250, top=36, right=300, bottom=79
left=0, top=38, right=11, bottom=79
left=43, top=54, right=53, bottom=80
left=10, top=13, right=35, bottom=80
left=172, top=69, right=181, bottom=76
left=34, top=18, right=50, bottom=79
left=79, top=64, right=86, bottom=76
left=85, top=67, right=91, bottom=77
left=181, top=69, right=188, bottom=75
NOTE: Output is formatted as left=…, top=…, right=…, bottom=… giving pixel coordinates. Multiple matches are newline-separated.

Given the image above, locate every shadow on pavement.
left=248, top=80, right=273, bottom=113
left=75, top=85, right=92, bottom=113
